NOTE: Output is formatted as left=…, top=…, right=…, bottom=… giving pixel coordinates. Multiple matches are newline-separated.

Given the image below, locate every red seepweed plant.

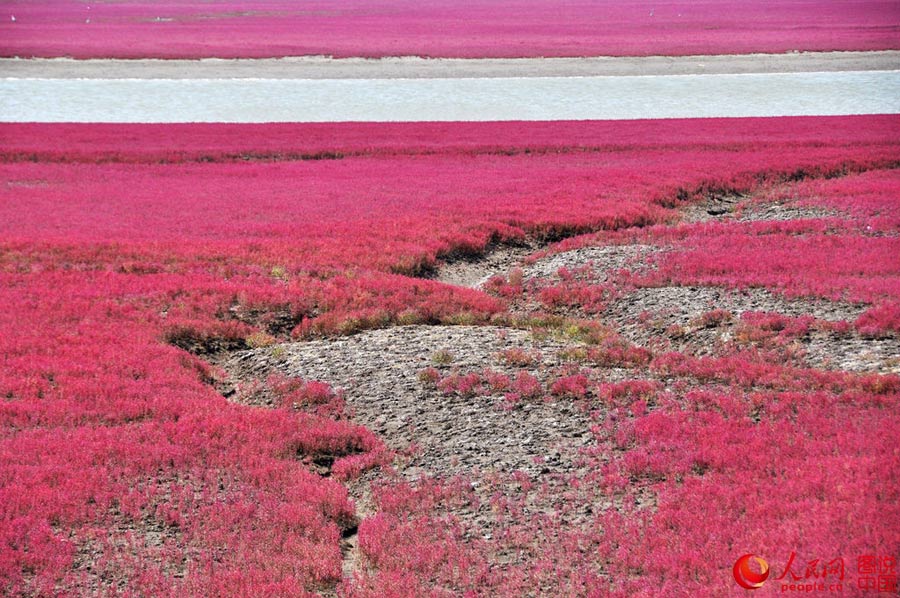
left=1, top=116, right=898, bottom=595
left=2, top=1, right=898, bottom=59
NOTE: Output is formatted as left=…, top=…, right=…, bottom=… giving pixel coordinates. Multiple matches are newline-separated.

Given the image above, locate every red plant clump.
left=539, top=279, right=615, bottom=314
left=437, top=372, right=483, bottom=399
left=594, top=382, right=900, bottom=596
left=739, top=311, right=815, bottom=335
left=550, top=373, right=591, bottom=399
left=856, top=302, right=900, bottom=339
left=648, top=227, right=900, bottom=304
left=1, top=116, right=899, bottom=595
left=2, top=1, right=898, bottom=59
left=275, top=377, right=358, bottom=422
left=497, top=347, right=541, bottom=368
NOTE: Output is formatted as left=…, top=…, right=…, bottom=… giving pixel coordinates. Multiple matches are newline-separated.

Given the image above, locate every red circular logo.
left=734, top=554, right=770, bottom=590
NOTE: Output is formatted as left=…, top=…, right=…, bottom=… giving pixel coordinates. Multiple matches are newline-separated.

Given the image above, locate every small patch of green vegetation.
left=431, top=349, right=455, bottom=365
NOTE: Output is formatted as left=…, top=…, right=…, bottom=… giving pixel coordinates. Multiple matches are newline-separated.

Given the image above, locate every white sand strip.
left=2, top=51, right=899, bottom=80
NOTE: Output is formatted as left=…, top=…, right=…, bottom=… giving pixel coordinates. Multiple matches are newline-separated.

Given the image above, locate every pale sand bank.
left=2, top=51, right=899, bottom=79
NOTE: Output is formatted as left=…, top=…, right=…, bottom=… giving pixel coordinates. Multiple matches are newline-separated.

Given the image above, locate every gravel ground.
left=522, top=244, right=660, bottom=282
left=600, top=285, right=898, bottom=372
left=682, top=193, right=843, bottom=223
left=437, top=244, right=537, bottom=288
left=603, top=285, right=863, bottom=342
left=221, top=325, right=600, bottom=481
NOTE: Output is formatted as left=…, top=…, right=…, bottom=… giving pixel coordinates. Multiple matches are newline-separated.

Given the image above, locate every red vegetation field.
left=2, top=0, right=899, bottom=59
left=1, top=116, right=899, bottom=596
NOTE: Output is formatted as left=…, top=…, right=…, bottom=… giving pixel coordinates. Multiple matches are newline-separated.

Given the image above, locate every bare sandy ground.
left=2, top=50, right=898, bottom=79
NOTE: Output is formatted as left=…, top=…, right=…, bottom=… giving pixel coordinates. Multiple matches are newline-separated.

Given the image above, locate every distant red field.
left=2, top=0, right=899, bottom=58
left=1, top=117, right=899, bottom=596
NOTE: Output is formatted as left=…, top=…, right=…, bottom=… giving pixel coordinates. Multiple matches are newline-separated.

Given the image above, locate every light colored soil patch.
left=607, top=286, right=865, bottom=339
left=523, top=244, right=661, bottom=282
left=805, top=335, right=900, bottom=373
left=735, top=202, right=842, bottom=222
left=223, top=325, right=595, bottom=480
left=437, top=242, right=661, bottom=289
left=338, top=474, right=378, bottom=583
left=437, top=244, right=536, bottom=288
left=682, top=194, right=840, bottom=223
left=601, top=284, right=898, bottom=372
left=219, top=325, right=656, bottom=554
left=681, top=193, right=748, bottom=223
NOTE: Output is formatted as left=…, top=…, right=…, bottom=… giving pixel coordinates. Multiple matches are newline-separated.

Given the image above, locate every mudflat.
left=2, top=50, right=899, bottom=79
